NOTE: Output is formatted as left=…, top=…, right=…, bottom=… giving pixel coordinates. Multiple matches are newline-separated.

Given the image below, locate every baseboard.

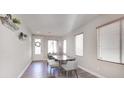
left=32, top=59, right=47, bottom=62
left=17, top=61, right=32, bottom=78
left=78, top=65, right=105, bottom=78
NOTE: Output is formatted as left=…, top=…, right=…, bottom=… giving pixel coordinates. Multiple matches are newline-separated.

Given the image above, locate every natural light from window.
left=75, top=34, right=83, bottom=56
left=48, top=40, right=57, bottom=54
left=63, top=40, right=67, bottom=54
left=97, top=21, right=120, bottom=63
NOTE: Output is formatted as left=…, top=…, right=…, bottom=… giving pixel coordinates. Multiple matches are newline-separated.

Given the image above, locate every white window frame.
left=96, top=17, right=124, bottom=64
left=75, top=33, right=83, bottom=56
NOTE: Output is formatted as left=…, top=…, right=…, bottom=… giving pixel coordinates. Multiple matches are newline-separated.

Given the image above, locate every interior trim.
left=96, top=16, right=124, bottom=29
left=17, top=61, right=32, bottom=78
left=78, top=65, right=105, bottom=78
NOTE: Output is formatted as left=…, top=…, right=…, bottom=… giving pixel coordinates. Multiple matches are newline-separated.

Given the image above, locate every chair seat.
left=61, top=61, right=78, bottom=78
left=48, top=59, right=59, bottom=67
left=62, top=64, right=77, bottom=71
left=61, top=60, right=77, bottom=71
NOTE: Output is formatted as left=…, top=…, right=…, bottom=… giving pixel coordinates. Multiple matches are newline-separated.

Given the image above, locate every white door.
left=32, top=38, right=42, bottom=61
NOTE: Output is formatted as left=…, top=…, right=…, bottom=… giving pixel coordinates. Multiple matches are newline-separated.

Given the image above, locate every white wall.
left=32, top=35, right=63, bottom=61
left=0, top=21, right=32, bottom=78
left=63, top=14, right=124, bottom=78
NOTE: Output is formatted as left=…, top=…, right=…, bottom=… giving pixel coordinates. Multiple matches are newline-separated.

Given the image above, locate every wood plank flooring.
left=21, top=61, right=97, bottom=78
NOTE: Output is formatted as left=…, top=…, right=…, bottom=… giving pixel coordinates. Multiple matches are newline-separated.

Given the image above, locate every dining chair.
left=47, top=53, right=54, bottom=60
left=61, top=61, right=78, bottom=78
left=47, top=59, right=59, bottom=75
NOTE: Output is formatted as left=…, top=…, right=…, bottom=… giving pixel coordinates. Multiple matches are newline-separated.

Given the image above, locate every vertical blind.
left=122, top=20, right=124, bottom=63
left=97, top=19, right=124, bottom=64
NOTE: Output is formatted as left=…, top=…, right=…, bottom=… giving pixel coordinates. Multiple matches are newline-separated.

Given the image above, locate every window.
left=75, top=33, right=83, bottom=56
left=34, top=39, right=41, bottom=55
left=48, top=40, right=57, bottom=53
left=63, top=40, right=67, bottom=54
left=97, top=19, right=124, bottom=64
left=97, top=21, right=120, bottom=63
left=122, top=20, right=124, bottom=63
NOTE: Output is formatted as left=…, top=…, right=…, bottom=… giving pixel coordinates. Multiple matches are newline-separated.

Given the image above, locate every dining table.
left=52, top=54, right=75, bottom=67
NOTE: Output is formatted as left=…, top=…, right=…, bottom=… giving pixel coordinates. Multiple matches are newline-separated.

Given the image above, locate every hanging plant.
left=0, top=14, right=21, bottom=31
left=12, top=18, right=21, bottom=25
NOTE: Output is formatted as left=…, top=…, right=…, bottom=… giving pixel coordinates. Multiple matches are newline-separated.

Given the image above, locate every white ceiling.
left=18, top=14, right=99, bottom=36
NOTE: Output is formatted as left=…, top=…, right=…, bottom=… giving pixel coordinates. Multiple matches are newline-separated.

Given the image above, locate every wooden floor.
left=21, top=61, right=97, bottom=78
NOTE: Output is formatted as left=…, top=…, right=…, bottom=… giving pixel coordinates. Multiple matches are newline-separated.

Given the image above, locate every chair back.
left=47, top=53, right=54, bottom=59
left=67, top=61, right=78, bottom=68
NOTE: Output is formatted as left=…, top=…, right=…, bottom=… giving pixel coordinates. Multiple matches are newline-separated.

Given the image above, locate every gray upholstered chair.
left=61, top=61, right=78, bottom=78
